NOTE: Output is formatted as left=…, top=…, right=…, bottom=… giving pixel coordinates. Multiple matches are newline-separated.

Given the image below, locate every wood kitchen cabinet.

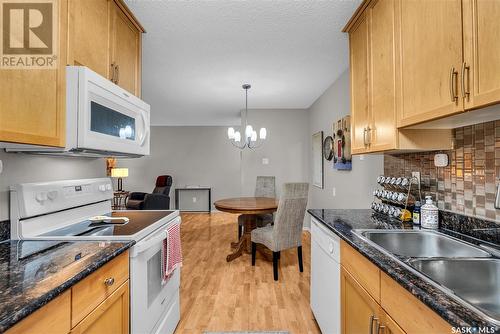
left=341, top=268, right=404, bottom=334
left=0, top=0, right=143, bottom=147
left=67, top=0, right=111, bottom=78
left=6, top=251, right=130, bottom=334
left=110, top=0, right=143, bottom=96
left=345, top=0, right=452, bottom=154
left=397, top=0, right=464, bottom=127
left=0, top=0, right=67, bottom=147
left=462, top=0, right=500, bottom=111
left=341, top=268, right=380, bottom=334
left=349, top=12, right=370, bottom=153
left=71, top=281, right=130, bottom=334
left=67, top=0, right=143, bottom=96
left=340, top=240, right=453, bottom=334
left=6, top=291, right=71, bottom=334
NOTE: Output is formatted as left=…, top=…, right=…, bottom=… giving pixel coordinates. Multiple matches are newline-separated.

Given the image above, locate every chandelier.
left=227, top=84, right=267, bottom=149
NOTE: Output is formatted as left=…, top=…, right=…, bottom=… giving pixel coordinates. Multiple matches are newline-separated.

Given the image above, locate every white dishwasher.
left=310, top=217, right=341, bottom=334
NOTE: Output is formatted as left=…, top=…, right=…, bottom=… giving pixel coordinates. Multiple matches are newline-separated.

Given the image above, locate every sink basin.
left=409, top=258, right=500, bottom=323
left=355, top=230, right=491, bottom=258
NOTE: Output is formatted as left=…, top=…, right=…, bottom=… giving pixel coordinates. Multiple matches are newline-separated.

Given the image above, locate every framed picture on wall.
left=312, top=131, right=324, bottom=188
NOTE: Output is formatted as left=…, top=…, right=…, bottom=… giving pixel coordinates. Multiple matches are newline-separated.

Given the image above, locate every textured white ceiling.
left=125, top=0, right=361, bottom=126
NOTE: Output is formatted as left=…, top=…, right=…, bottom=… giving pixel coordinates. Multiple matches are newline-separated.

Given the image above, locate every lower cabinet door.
left=341, top=267, right=380, bottom=334
left=380, top=311, right=405, bottom=334
left=71, top=280, right=129, bottom=334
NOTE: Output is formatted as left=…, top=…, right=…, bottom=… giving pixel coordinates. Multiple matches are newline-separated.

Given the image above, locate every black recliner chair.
left=126, top=175, right=173, bottom=210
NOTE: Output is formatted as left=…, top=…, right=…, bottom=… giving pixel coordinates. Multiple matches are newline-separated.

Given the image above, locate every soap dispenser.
left=421, top=195, right=439, bottom=229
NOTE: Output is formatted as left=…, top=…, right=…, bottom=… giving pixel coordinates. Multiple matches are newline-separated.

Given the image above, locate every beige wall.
left=118, top=126, right=241, bottom=209
left=308, top=69, right=384, bottom=210
left=241, top=109, right=310, bottom=197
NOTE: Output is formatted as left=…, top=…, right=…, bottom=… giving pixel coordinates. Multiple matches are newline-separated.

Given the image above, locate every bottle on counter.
left=412, top=201, right=421, bottom=225
left=421, top=196, right=439, bottom=229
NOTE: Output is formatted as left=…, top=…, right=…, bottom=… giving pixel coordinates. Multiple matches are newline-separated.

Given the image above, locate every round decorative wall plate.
left=323, top=136, right=334, bottom=161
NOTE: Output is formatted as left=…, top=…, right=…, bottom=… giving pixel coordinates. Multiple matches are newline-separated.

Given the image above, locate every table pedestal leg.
left=226, top=214, right=256, bottom=262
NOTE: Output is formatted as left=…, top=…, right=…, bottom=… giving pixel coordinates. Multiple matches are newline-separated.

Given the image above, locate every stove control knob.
left=35, top=192, right=48, bottom=203
left=47, top=190, right=58, bottom=200
left=98, top=185, right=106, bottom=192
left=105, top=184, right=112, bottom=191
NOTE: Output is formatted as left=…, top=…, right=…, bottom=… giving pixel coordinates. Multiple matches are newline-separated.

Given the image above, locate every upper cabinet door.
left=0, top=0, right=67, bottom=147
left=111, top=1, right=142, bottom=97
left=67, top=0, right=110, bottom=79
left=349, top=13, right=370, bottom=154
left=462, top=0, right=500, bottom=110
left=368, top=0, right=397, bottom=152
left=398, top=0, right=463, bottom=127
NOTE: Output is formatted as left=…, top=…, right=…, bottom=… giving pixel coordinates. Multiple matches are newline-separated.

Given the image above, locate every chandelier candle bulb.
left=259, top=127, right=267, bottom=139
left=251, top=131, right=257, bottom=142
left=226, top=84, right=267, bottom=149
left=227, top=127, right=235, bottom=139
left=245, top=125, right=254, bottom=138
left=234, top=131, right=241, bottom=142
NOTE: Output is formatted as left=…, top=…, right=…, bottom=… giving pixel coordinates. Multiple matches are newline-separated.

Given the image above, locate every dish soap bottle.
left=421, top=196, right=439, bottom=229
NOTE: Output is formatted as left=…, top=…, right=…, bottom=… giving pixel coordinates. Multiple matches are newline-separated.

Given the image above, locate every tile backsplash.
left=385, top=120, right=500, bottom=222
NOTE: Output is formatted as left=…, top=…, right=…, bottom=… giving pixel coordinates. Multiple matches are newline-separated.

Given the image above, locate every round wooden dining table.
left=214, top=197, right=279, bottom=262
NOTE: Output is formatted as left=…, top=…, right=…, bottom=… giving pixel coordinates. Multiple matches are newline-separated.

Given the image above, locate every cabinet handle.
left=104, top=277, right=115, bottom=286
left=461, top=61, right=470, bottom=101
left=115, top=64, right=120, bottom=84
left=363, top=128, right=368, bottom=147
left=369, top=315, right=380, bottom=334
left=378, top=324, right=386, bottom=334
left=449, top=67, right=458, bottom=103
left=110, top=63, right=116, bottom=83
left=366, top=126, right=372, bottom=145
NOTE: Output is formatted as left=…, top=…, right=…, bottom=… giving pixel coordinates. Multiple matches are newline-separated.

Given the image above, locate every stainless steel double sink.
left=353, top=229, right=500, bottom=324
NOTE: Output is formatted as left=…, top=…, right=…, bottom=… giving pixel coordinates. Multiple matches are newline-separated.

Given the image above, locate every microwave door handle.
left=138, top=110, right=149, bottom=147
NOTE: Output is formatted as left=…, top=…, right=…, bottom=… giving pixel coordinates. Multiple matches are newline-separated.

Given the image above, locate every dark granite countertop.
left=0, top=239, right=134, bottom=332
left=308, top=209, right=499, bottom=332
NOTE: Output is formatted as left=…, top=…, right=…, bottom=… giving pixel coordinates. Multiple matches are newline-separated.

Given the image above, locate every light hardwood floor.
left=175, top=212, right=321, bottom=334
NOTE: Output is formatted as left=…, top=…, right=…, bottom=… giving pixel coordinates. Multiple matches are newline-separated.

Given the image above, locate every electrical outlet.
left=412, top=171, right=421, bottom=185
left=359, top=155, right=365, bottom=161
left=262, top=158, right=269, bottom=165
left=192, top=197, right=197, bottom=203
left=332, top=187, right=336, bottom=197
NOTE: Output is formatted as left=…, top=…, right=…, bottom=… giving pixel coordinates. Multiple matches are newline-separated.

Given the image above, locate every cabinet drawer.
left=7, top=290, right=71, bottom=334
left=71, top=280, right=129, bottom=334
left=72, top=251, right=129, bottom=327
left=340, top=240, right=380, bottom=302
left=380, top=272, right=452, bottom=334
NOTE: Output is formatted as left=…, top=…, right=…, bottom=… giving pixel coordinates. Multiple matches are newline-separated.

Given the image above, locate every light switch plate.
left=0, top=160, right=2, bottom=174
left=332, top=187, right=336, bottom=197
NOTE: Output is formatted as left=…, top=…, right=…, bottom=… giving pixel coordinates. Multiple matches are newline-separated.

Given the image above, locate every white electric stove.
left=10, top=178, right=181, bottom=334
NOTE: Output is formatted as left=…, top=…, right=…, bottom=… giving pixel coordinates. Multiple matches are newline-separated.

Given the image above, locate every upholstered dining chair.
left=251, top=182, right=309, bottom=281
left=238, top=176, right=276, bottom=239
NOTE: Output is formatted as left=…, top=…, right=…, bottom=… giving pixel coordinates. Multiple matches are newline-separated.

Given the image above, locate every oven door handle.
left=132, top=218, right=180, bottom=255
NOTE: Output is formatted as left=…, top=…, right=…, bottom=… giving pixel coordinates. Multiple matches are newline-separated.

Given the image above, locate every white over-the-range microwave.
left=4, top=66, right=150, bottom=157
